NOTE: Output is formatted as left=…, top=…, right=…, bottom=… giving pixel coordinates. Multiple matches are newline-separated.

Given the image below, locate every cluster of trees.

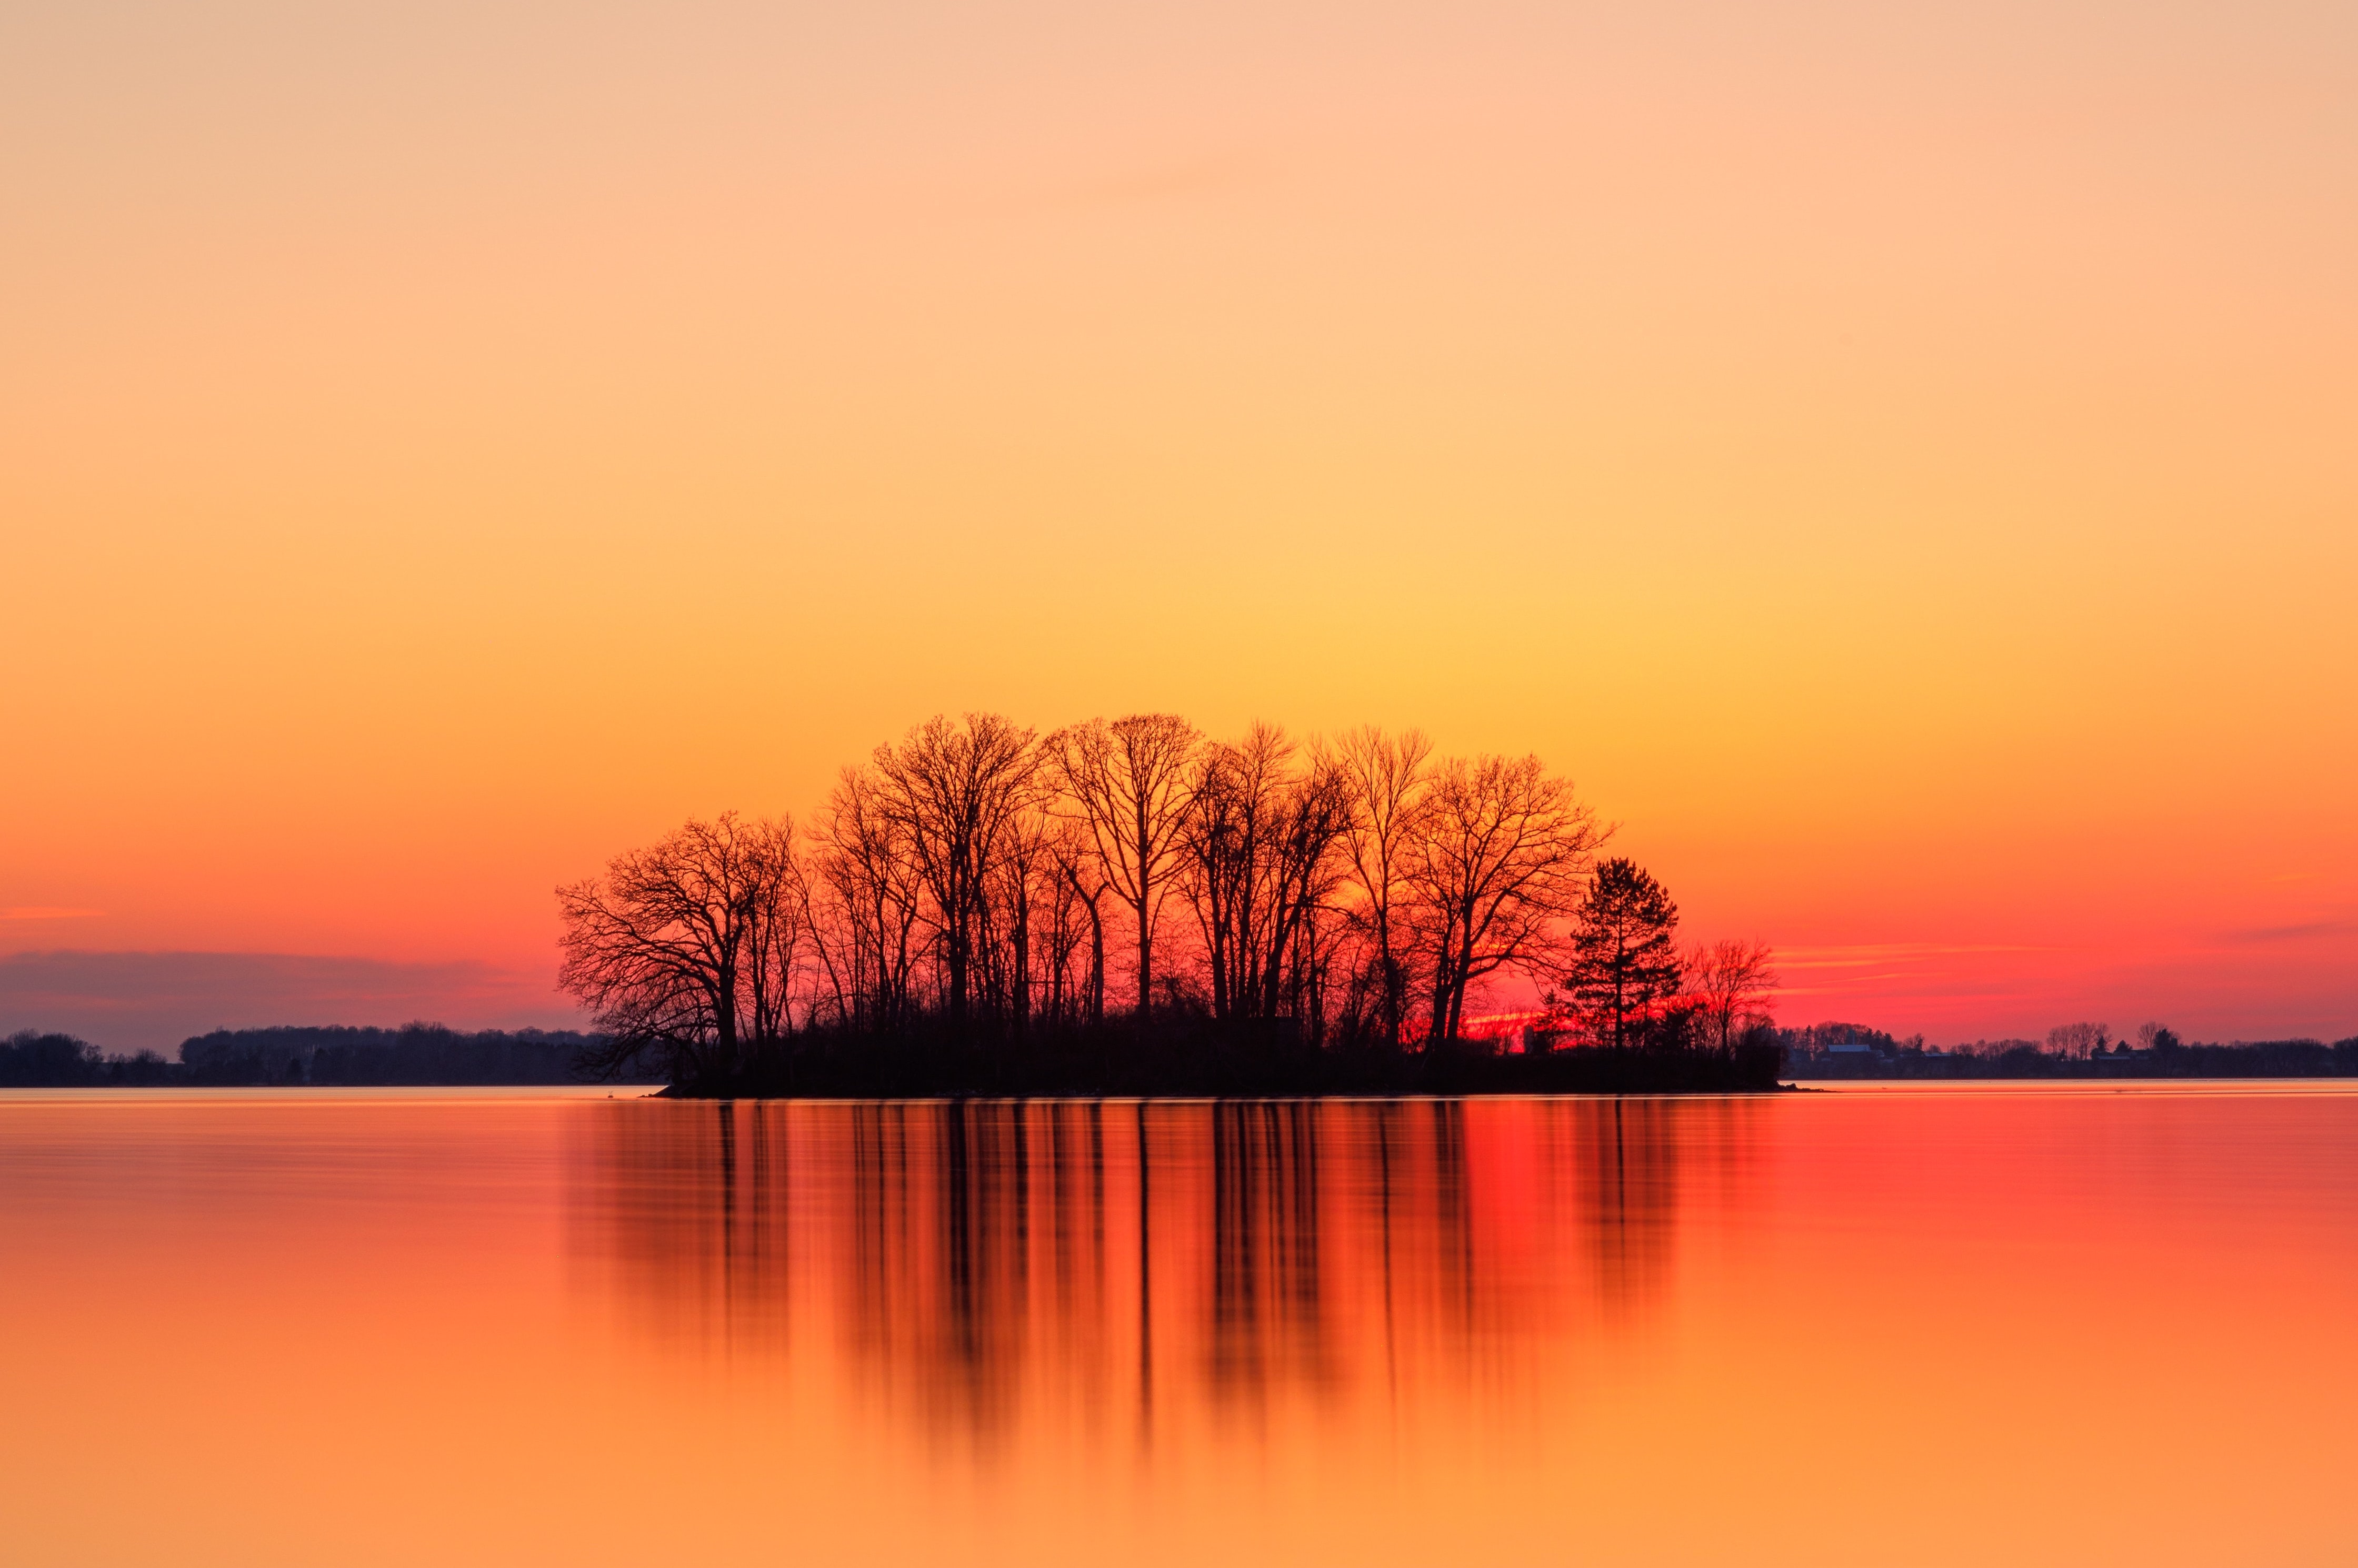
left=0, top=1031, right=175, bottom=1087
left=558, top=712, right=1781, bottom=1085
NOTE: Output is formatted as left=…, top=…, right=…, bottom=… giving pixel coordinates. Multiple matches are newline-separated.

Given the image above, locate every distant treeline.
left=0, top=1032, right=180, bottom=1087
left=0, top=1024, right=624, bottom=1088
left=1783, top=1021, right=2358, bottom=1079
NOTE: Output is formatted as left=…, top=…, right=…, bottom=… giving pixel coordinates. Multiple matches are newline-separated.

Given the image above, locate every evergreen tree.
left=1563, top=858, right=1683, bottom=1047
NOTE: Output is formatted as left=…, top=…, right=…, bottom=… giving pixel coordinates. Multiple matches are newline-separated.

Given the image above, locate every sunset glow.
left=5, top=0, right=2353, bottom=1050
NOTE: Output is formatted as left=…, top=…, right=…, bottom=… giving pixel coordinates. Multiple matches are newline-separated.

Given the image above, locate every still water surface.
left=3, top=1085, right=2354, bottom=1566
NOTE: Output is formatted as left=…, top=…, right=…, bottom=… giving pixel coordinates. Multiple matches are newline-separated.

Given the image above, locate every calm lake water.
left=3, top=1084, right=2354, bottom=1566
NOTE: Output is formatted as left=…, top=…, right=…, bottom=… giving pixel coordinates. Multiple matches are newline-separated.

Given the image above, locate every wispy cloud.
left=2222, top=919, right=2356, bottom=944
left=0, top=950, right=579, bottom=1057
left=1775, top=942, right=2048, bottom=971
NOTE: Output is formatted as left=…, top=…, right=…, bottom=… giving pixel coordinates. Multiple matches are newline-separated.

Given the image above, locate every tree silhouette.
left=1562, top=858, right=1682, bottom=1048
left=868, top=713, right=1042, bottom=1038
left=1685, top=938, right=1778, bottom=1052
left=810, top=764, right=927, bottom=1035
left=542, top=711, right=1789, bottom=1092
left=1050, top=715, right=1201, bottom=1015
left=1336, top=726, right=1433, bottom=1049
left=1406, top=755, right=1603, bottom=1046
left=556, top=812, right=803, bottom=1083
left=1176, top=725, right=1355, bottom=1026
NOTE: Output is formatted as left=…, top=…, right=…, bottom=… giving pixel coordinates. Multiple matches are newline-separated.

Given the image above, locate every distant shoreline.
left=1790, top=1039, right=2358, bottom=1082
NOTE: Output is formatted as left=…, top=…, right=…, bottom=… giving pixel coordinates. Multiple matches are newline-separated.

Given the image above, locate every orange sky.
left=4, top=0, right=2354, bottom=1050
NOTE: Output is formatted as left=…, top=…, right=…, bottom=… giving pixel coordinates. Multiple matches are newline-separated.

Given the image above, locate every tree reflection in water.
left=566, top=1097, right=1754, bottom=1453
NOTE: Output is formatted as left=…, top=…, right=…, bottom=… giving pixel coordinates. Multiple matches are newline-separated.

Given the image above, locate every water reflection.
left=567, top=1097, right=1749, bottom=1451
left=15, top=1086, right=2358, bottom=1567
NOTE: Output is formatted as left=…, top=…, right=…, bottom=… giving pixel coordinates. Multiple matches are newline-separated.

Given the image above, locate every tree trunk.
left=1088, top=897, right=1106, bottom=1026
left=1133, top=792, right=1153, bottom=1012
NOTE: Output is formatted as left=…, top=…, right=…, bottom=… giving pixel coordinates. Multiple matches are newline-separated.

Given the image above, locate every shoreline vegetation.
left=555, top=711, right=1789, bottom=1098
left=4, top=1022, right=2352, bottom=1091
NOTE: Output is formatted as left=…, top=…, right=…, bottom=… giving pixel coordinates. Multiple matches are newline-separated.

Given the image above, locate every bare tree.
left=810, top=766, right=926, bottom=1033
left=1050, top=713, right=1201, bottom=1014
left=870, top=713, right=1042, bottom=1036
left=1050, top=821, right=1109, bottom=1026
left=1685, top=937, right=1777, bottom=1052
left=1028, top=818, right=1091, bottom=1027
left=1177, top=725, right=1356, bottom=1026
left=556, top=812, right=802, bottom=1085
left=1177, top=726, right=1274, bottom=1023
left=983, top=800, right=1064, bottom=1038
left=741, top=816, right=813, bottom=1047
left=1407, top=755, right=1604, bottom=1046
left=2047, top=1021, right=2110, bottom=1059
left=1335, top=726, right=1433, bottom=1048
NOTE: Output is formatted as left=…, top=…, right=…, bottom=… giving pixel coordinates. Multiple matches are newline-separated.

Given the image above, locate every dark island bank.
left=646, top=1024, right=1790, bottom=1099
